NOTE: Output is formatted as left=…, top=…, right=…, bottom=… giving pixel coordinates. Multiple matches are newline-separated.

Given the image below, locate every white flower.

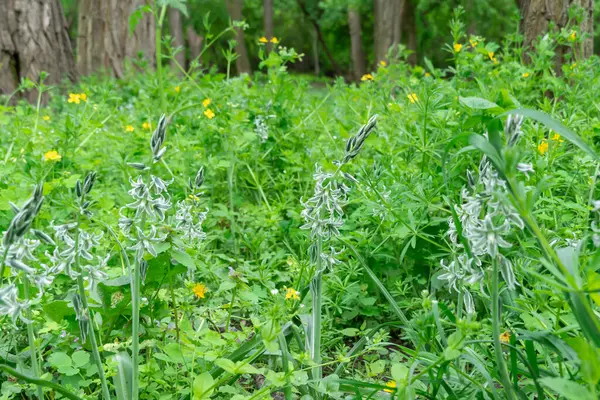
left=270, top=289, right=279, bottom=295
left=517, top=163, right=534, bottom=179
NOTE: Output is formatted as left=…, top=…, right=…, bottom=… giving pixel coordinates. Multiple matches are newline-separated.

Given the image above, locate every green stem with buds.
left=155, top=4, right=168, bottom=112
left=309, top=237, right=323, bottom=390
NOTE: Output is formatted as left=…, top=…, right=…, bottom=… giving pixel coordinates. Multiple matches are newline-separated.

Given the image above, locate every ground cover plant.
left=2, top=9, right=600, bottom=400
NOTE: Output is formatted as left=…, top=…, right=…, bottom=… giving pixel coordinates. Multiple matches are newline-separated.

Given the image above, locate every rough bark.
left=264, top=0, right=274, bottom=52
left=77, top=0, right=155, bottom=78
left=403, top=0, right=417, bottom=65
left=0, top=0, right=77, bottom=102
left=225, top=0, right=251, bottom=75
left=374, top=0, right=406, bottom=63
left=518, top=0, right=593, bottom=70
left=187, top=26, right=203, bottom=68
left=348, top=7, right=366, bottom=81
left=168, top=7, right=186, bottom=74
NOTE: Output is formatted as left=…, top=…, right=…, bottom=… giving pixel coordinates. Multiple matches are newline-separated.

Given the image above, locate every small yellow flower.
left=44, top=150, right=62, bottom=162
left=384, top=381, right=397, bottom=393
left=189, top=194, right=200, bottom=201
left=499, top=331, right=511, bottom=344
left=285, top=287, right=300, bottom=301
left=360, top=74, right=373, bottom=81
left=568, top=31, right=576, bottom=42
left=142, top=122, right=151, bottom=130
left=487, top=51, right=495, bottom=60
left=203, top=98, right=211, bottom=107
left=192, top=283, right=208, bottom=299
left=270, top=37, right=279, bottom=44
left=125, top=125, right=135, bottom=132
left=551, top=133, right=564, bottom=143
left=204, top=109, right=215, bottom=119
left=42, top=115, right=50, bottom=121
left=453, top=43, right=463, bottom=52
left=522, top=72, right=530, bottom=78
left=538, top=140, right=549, bottom=155
left=407, top=93, right=419, bottom=104
left=68, top=93, right=81, bottom=104
left=571, top=63, right=577, bottom=69
left=175, top=86, right=181, bottom=93
left=259, top=36, right=268, bottom=43
left=469, top=39, right=478, bottom=48
left=424, top=72, right=431, bottom=77
left=379, top=60, right=387, bottom=67
left=80, top=93, right=87, bottom=102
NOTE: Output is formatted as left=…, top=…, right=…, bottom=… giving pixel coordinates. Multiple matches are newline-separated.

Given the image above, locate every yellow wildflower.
left=522, top=72, right=530, bottom=78
left=125, top=125, right=135, bottom=132
left=189, top=194, right=200, bottom=201
left=68, top=93, right=81, bottom=104
left=142, top=122, right=151, bottom=130
left=407, top=93, right=419, bottom=104
left=270, top=37, right=279, bottom=44
left=361, top=74, right=373, bottom=81
left=44, top=150, right=62, bottom=162
left=42, top=115, right=50, bottom=121
left=469, top=39, right=478, bottom=48
left=285, top=287, right=300, bottom=301
left=571, top=63, right=577, bottom=69
left=80, top=93, right=87, bottom=102
left=499, top=331, right=511, bottom=344
left=379, top=60, right=387, bottom=67
left=384, top=381, right=397, bottom=393
left=192, top=283, right=208, bottom=299
left=175, top=86, right=181, bottom=93
left=204, top=109, right=215, bottom=119
left=551, top=133, right=564, bottom=143
left=453, top=43, right=463, bottom=52
left=568, top=31, right=576, bottom=42
left=259, top=36, right=268, bottom=43
left=203, top=98, right=211, bottom=107
left=424, top=72, right=431, bottom=77
left=538, top=140, right=549, bottom=155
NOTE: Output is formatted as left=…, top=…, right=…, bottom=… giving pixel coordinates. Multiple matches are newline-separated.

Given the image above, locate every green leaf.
left=129, top=5, right=151, bottom=35
left=391, top=363, right=408, bottom=383
left=539, top=377, right=595, bottom=400
left=459, top=96, right=500, bottom=110
left=235, top=362, right=261, bottom=375
left=567, top=337, right=600, bottom=385
left=71, top=351, right=90, bottom=367
left=214, top=358, right=236, bottom=374
left=113, top=352, right=132, bottom=400
left=48, top=352, right=72, bottom=369
left=171, top=249, right=196, bottom=269
left=505, top=108, right=600, bottom=163
left=43, top=300, right=75, bottom=322
left=193, top=372, right=215, bottom=400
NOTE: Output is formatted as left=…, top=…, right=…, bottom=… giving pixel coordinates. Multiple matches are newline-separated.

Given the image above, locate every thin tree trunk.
left=518, top=0, right=593, bottom=71
left=264, top=0, right=274, bottom=52
left=77, top=0, right=155, bottom=78
left=225, top=0, right=251, bottom=75
left=374, top=0, right=406, bottom=63
left=0, top=0, right=77, bottom=102
left=403, top=0, right=417, bottom=65
left=348, top=7, right=366, bottom=81
left=296, top=0, right=343, bottom=76
left=168, top=7, right=186, bottom=74
left=187, top=26, right=203, bottom=69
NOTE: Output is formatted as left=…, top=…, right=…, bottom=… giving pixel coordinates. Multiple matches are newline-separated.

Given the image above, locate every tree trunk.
left=518, top=0, right=593, bottom=71
left=264, top=0, right=274, bottom=52
left=225, top=0, right=251, bottom=75
left=77, top=0, right=155, bottom=78
left=0, top=0, right=77, bottom=102
left=348, top=8, right=366, bottom=81
left=168, top=7, right=186, bottom=74
left=374, top=0, right=405, bottom=63
left=187, top=26, right=203, bottom=68
left=403, top=0, right=417, bottom=65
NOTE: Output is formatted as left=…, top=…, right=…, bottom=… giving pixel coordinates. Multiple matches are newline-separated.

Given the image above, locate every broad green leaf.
left=113, top=352, right=132, bottom=400
left=214, top=358, right=236, bottom=374
left=539, top=377, right=594, bottom=400
left=391, top=363, right=409, bottom=383
left=235, top=362, right=261, bottom=375
left=71, top=351, right=90, bottom=367
left=193, top=372, right=215, bottom=400
left=459, top=96, right=500, bottom=110
left=567, top=337, right=600, bottom=385
left=48, top=352, right=72, bottom=369
left=171, top=249, right=196, bottom=269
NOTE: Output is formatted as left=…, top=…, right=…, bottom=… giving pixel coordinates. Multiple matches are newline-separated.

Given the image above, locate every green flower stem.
left=225, top=285, right=238, bottom=333
left=131, top=254, right=142, bottom=400
left=155, top=4, right=168, bottom=112
left=309, top=236, right=323, bottom=387
left=0, top=246, right=10, bottom=286
left=228, top=159, right=238, bottom=256
left=168, top=262, right=181, bottom=342
left=491, top=257, right=515, bottom=400
left=23, top=279, right=43, bottom=399
left=73, top=208, right=111, bottom=400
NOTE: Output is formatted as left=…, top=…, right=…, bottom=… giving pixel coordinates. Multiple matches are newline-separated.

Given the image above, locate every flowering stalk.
left=72, top=174, right=112, bottom=400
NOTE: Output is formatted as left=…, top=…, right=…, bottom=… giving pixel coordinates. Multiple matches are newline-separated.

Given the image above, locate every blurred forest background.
left=0, top=0, right=598, bottom=97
